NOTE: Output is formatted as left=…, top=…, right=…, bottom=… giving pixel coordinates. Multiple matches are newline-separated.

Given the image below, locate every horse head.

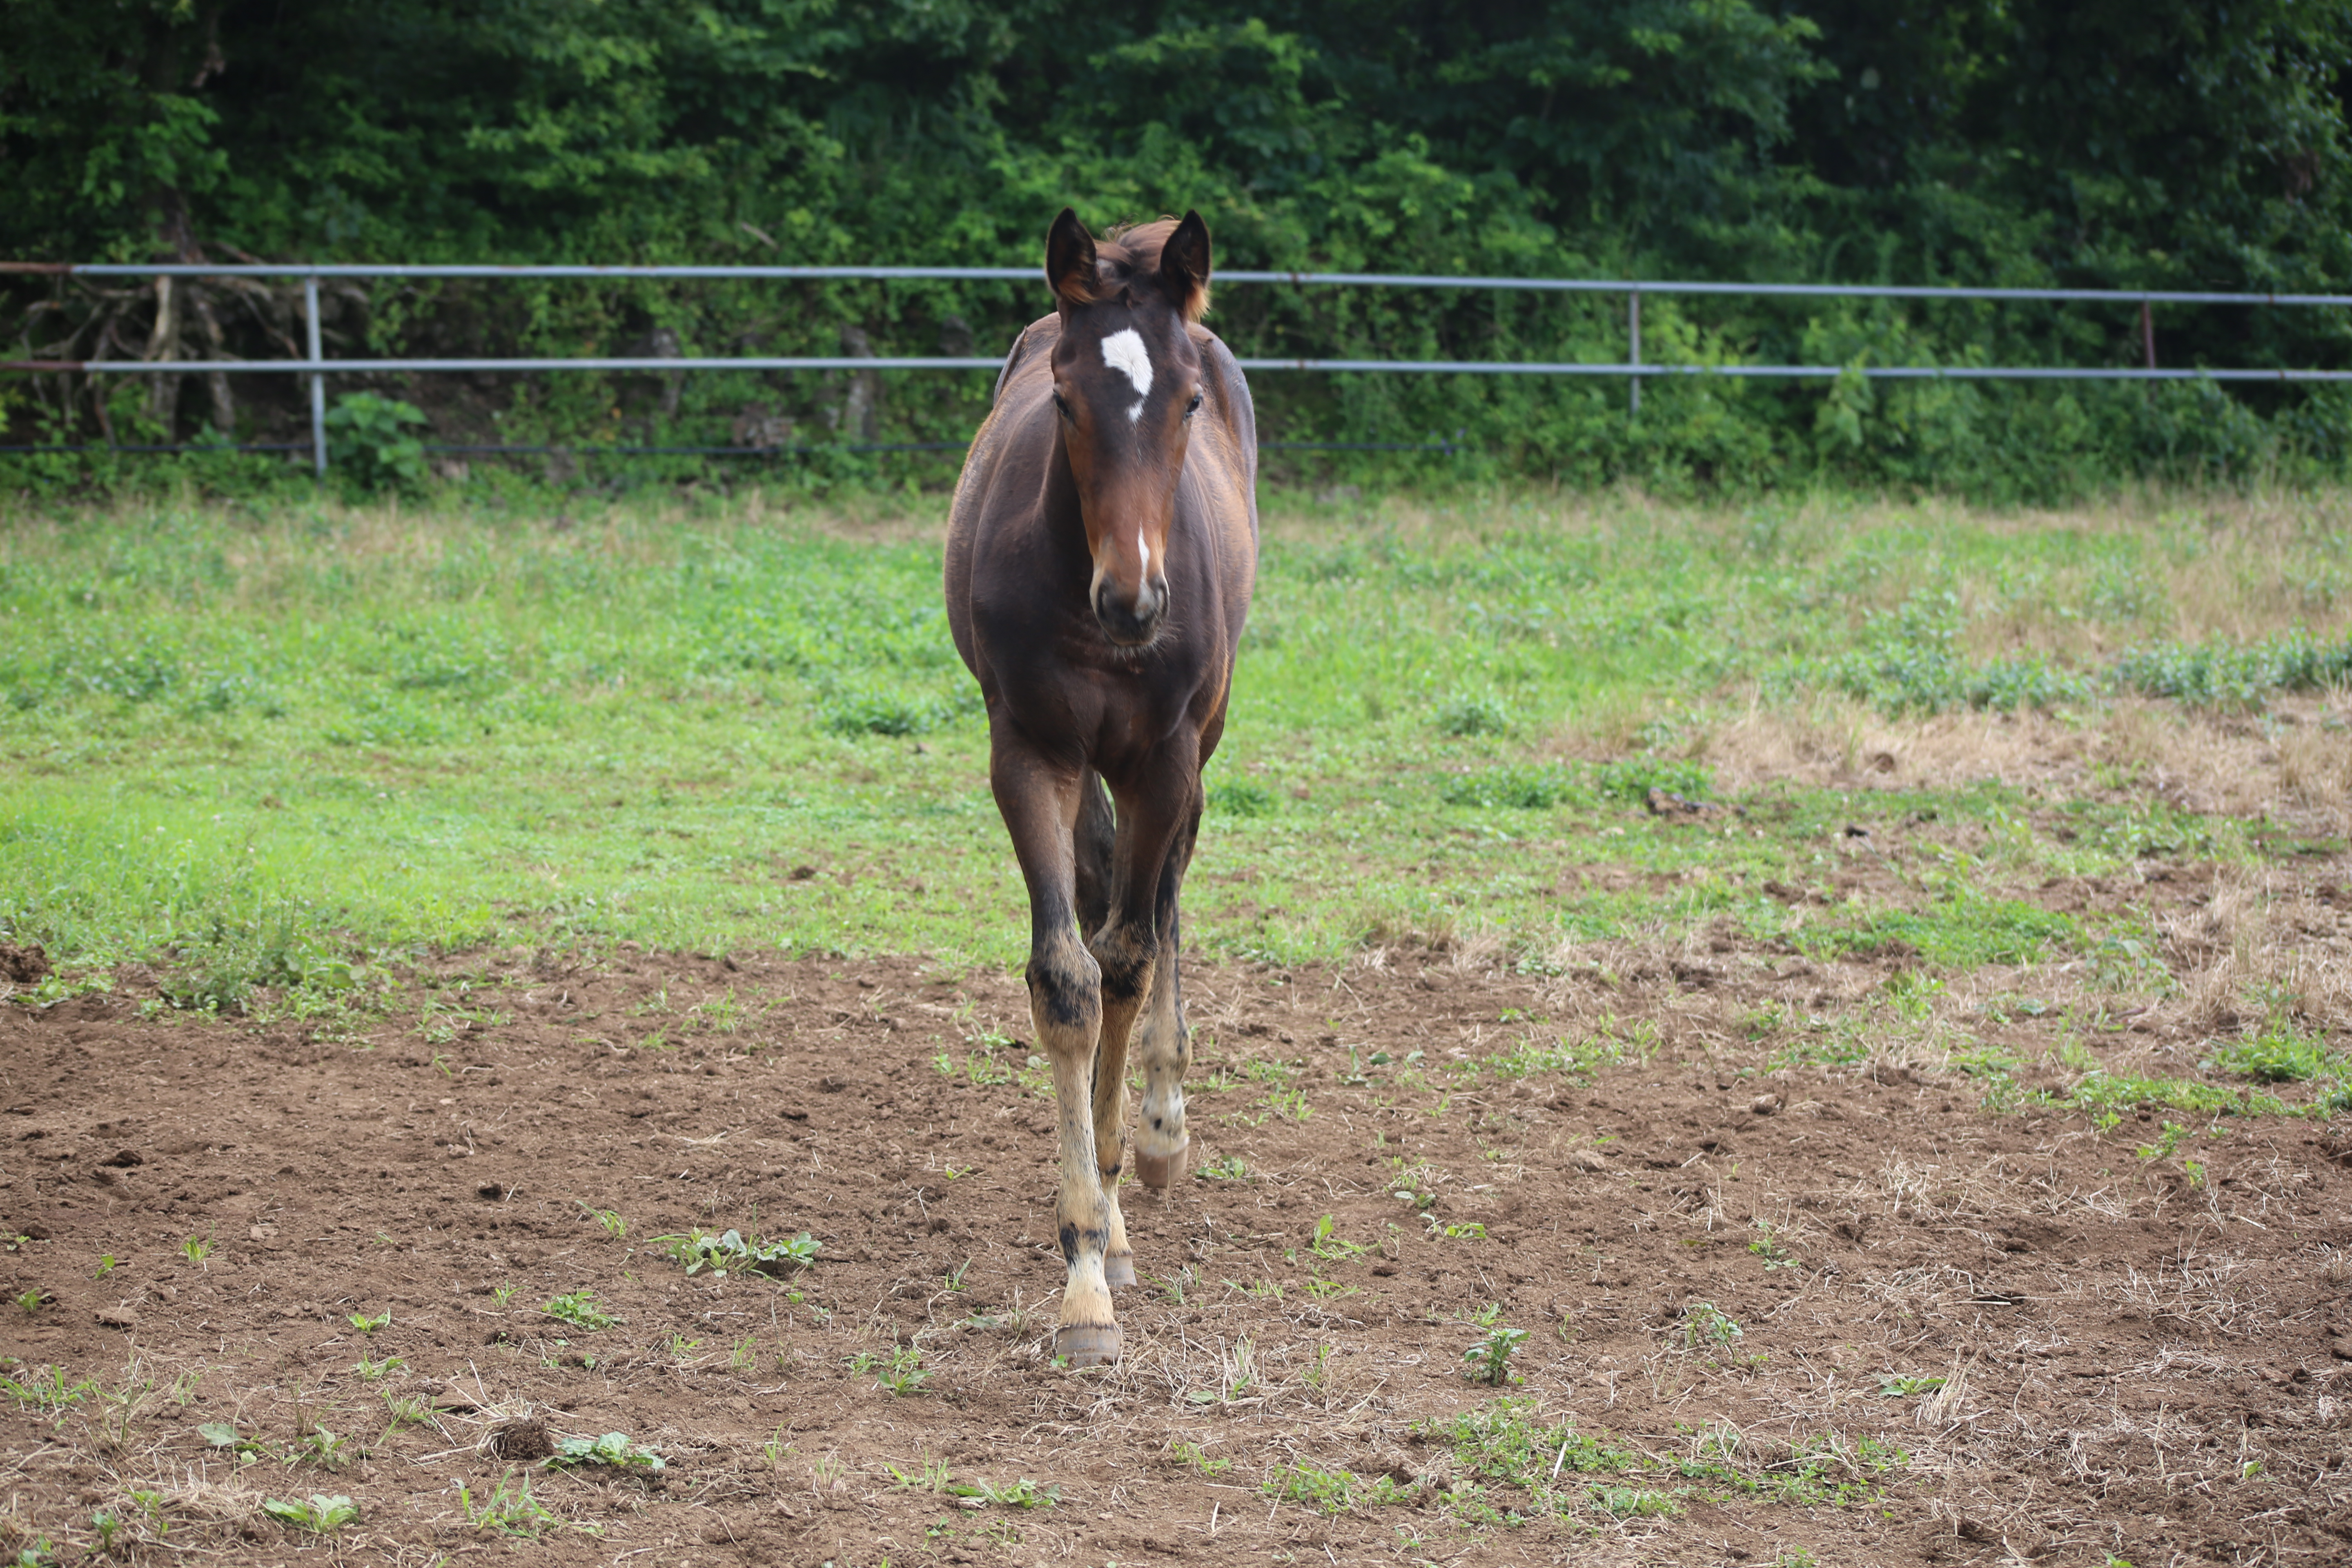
left=1042, top=207, right=1213, bottom=647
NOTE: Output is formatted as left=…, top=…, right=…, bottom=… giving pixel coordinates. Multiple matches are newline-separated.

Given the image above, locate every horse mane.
left=1086, top=218, right=1211, bottom=321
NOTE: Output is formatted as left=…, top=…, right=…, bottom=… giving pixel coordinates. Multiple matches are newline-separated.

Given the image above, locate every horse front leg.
left=991, top=737, right=1122, bottom=1366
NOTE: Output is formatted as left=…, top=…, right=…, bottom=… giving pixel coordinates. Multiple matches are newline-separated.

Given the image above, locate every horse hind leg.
left=1131, top=819, right=1196, bottom=1189
left=1072, top=769, right=1114, bottom=938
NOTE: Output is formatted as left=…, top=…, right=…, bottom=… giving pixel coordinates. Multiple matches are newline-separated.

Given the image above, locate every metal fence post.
left=1628, top=288, right=1642, bottom=415
left=2140, top=298, right=2156, bottom=370
left=303, top=275, right=326, bottom=477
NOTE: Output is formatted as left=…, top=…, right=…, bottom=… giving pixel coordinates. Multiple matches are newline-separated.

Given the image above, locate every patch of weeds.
left=1170, top=1438, right=1229, bottom=1475
left=2212, top=1017, right=2338, bottom=1083
left=1442, top=763, right=1581, bottom=810
left=1207, top=775, right=1276, bottom=816
left=1433, top=688, right=1511, bottom=737
left=547, top=1431, right=664, bottom=1474
left=541, top=1290, right=617, bottom=1331
left=649, top=1226, right=819, bottom=1278
left=261, top=1494, right=358, bottom=1533
left=459, top=1470, right=557, bottom=1537
left=2068, top=1070, right=2289, bottom=1124
left=1263, top=1463, right=1369, bottom=1515
left=1876, top=1373, right=1945, bottom=1397
left=1432, top=1398, right=1636, bottom=1496
left=1802, top=894, right=2077, bottom=967
left=1588, top=1483, right=1680, bottom=1518
left=1768, top=1432, right=1908, bottom=1506
left=847, top=1344, right=931, bottom=1396
left=1679, top=1301, right=1743, bottom=1350
left=887, top=1452, right=954, bottom=1492
left=946, top=1476, right=1058, bottom=1509
left=2, top=1364, right=96, bottom=1421
left=1463, top=1325, right=1529, bottom=1386
left=1195, top=1153, right=1251, bottom=1182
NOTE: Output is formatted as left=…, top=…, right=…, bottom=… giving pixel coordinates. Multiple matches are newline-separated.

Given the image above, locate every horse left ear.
left=1158, top=209, right=1212, bottom=322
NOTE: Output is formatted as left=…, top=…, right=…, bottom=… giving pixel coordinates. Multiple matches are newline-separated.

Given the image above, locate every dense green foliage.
left=4, top=2, right=2350, bottom=494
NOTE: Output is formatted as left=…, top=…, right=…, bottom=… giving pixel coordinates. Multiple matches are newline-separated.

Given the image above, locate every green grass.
left=0, top=487, right=2342, bottom=997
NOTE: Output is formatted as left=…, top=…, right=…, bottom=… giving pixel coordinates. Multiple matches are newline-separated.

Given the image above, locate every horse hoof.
left=1103, top=1252, right=1137, bottom=1289
left=1053, top=1323, right=1123, bottom=1367
left=1134, top=1139, right=1189, bottom=1189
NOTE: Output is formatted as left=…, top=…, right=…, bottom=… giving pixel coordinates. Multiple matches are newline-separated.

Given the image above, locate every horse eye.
left=1185, top=392, right=1203, bottom=416
left=1052, top=391, right=1073, bottom=420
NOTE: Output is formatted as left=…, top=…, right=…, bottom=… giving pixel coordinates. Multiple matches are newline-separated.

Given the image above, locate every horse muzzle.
left=1092, top=572, right=1169, bottom=646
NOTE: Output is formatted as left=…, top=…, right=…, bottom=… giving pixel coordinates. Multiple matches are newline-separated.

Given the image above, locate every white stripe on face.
left=1101, top=327, right=1153, bottom=423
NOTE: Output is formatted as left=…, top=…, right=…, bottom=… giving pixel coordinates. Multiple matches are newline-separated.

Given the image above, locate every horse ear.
left=1045, top=208, right=1099, bottom=308
left=1158, top=209, right=1212, bottom=321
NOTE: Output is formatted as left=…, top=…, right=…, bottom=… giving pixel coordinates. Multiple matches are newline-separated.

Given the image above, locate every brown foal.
left=944, top=208, right=1258, bottom=1366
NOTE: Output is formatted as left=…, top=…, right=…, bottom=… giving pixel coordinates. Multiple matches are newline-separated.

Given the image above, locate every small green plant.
left=887, top=1452, right=955, bottom=1492
left=262, top=1494, right=359, bottom=1532
left=649, top=1227, right=820, bottom=1278
left=197, top=1420, right=265, bottom=1461
left=1748, top=1221, right=1798, bottom=1270
left=13, top=1288, right=44, bottom=1316
left=547, top=1431, right=665, bottom=1473
left=348, top=1309, right=389, bottom=1334
left=459, top=1470, right=557, bottom=1537
left=1169, top=1438, right=1229, bottom=1475
left=354, top=1354, right=404, bottom=1381
left=577, top=1204, right=628, bottom=1240
left=1875, top=1373, right=1945, bottom=1397
left=541, top=1290, right=617, bottom=1330
left=1681, top=1301, right=1743, bottom=1350
left=492, top=1280, right=517, bottom=1306
left=941, top=1256, right=972, bottom=1292
left=945, top=1476, right=1058, bottom=1509
left=287, top=1424, right=351, bottom=1468
left=2137, top=1120, right=2189, bottom=1160
left=846, top=1343, right=931, bottom=1396
left=325, top=392, right=428, bottom=492
left=1308, top=1213, right=1369, bottom=1263
left=87, top=1509, right=121, bottom=1555
left=1195, top=1153, right=1251, bottom=1181
left=179, top=1228, right=214, bottom=1267
left=92, top=1254, right=116, bottom=1281
left=1463, top=1325, right=1529, bottom=1386
left=1426, top=1216, right=1487, bottom=1241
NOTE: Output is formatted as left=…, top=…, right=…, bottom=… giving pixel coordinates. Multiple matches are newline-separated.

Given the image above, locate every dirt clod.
left=0, top=942, right=49, bottom=983
left=486, top=1417, right=552, bottom=1461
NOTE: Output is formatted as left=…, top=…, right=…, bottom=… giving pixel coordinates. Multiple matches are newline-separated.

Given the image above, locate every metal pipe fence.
left=4, top=260, right=2345, bottom=475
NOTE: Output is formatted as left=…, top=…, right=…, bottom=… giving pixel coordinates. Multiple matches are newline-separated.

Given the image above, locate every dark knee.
left=1027, top=946, right=1100, bottom=1031
left=1089, top=924, right=1155, bottom=1004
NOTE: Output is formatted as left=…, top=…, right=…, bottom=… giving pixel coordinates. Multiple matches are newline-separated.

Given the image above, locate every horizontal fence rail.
left=4, top=259, right=2346, bottom=473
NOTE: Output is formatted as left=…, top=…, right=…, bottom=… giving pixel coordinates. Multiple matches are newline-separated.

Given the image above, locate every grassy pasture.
left=1, top=484, right=2347, bottom=996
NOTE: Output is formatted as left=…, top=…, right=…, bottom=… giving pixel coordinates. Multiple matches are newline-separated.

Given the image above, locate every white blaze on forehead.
left=1101, top=327, right=1153, bottom=423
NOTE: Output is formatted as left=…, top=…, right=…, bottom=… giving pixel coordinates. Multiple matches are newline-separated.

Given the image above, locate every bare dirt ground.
left=4, top=920, right=2350, bottom=1568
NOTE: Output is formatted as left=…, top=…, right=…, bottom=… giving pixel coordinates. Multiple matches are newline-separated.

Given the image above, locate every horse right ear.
left=1045, top=208, right=1099, bottom=308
